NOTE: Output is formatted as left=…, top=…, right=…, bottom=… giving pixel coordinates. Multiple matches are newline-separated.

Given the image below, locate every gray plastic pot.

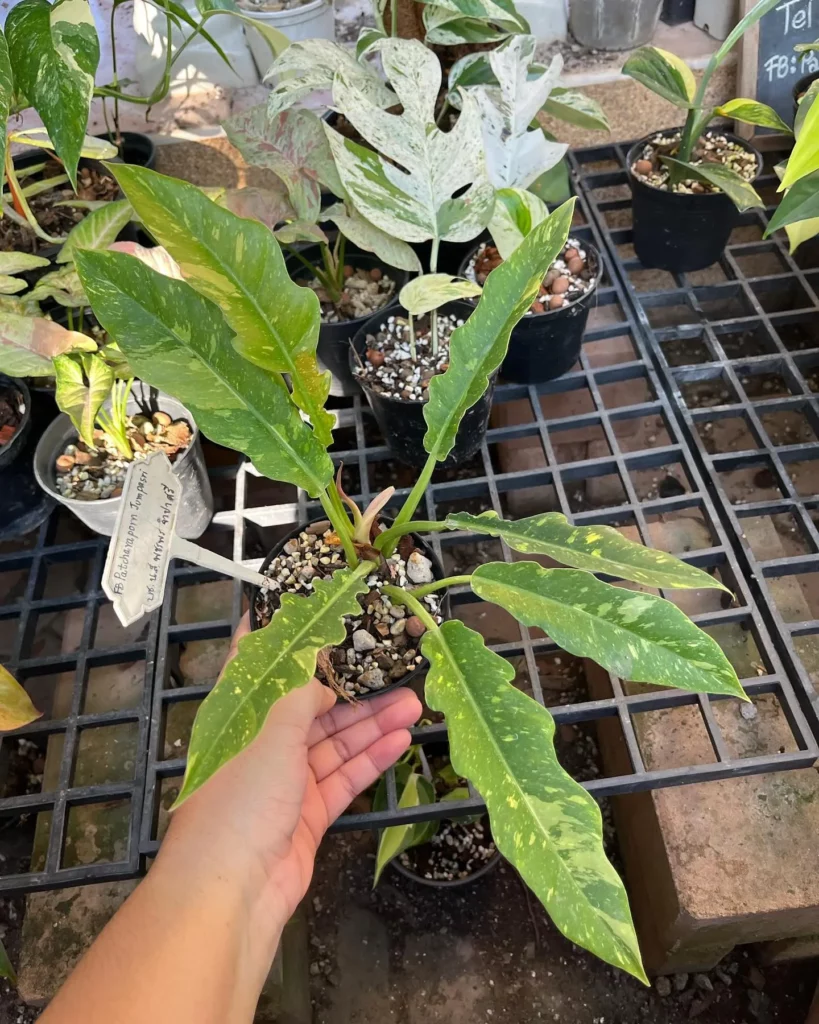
left=33, top=388, right=212, bottom=538
left=570, top=0, right=661, bottom=49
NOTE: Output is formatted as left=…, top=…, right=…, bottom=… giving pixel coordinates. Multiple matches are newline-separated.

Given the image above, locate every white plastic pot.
left=242, top=0, right=335, bottom=78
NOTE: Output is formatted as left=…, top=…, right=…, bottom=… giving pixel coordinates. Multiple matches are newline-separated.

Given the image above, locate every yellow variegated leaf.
left=0, top=665, right=41, bottom=732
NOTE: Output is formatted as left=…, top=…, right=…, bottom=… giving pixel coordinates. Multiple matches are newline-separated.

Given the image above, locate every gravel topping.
left=399, top=817, right=497, bottom=882
left=354, top=311, right=461, bottom=401
left=300, top=265, right=395, bottom=324
left=631, top=130, right=757, bottom=194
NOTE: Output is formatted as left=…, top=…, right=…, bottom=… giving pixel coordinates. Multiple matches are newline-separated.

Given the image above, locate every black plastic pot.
left=0, top=377, right=32, bottom=470
left=457, top=241, right=600, bottom=384
left=793, top=71, right=819, bottom=119
left=626, top=130, right=762, bottom=274
left=391, top=832, right=502, bottom=888
left=0, top=377, right=53, bottom=541
left=350, top=300, right=492, bottom=468
left=286, top=244, right=410, bottom=398
left=95, top=131, right=156, bottom=169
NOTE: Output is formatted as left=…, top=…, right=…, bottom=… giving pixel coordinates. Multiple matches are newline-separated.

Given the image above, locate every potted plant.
left=621, top=0, right=795, bottom=273
left=76, top=159, right=749, bottom=983
left=765, top=81, right=819, bottom=251
left=0, top=373, right=31, bottom=470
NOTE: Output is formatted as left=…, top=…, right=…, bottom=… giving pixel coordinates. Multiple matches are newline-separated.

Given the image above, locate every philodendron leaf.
left=218, top=184, right=297, bottom=234
left=795, top=80, right=819, bottom=138
left=473, top=36, right=566, bottom=189
left=7, top=127, right=118, bottom=160
left=0, top=31, right=12, bottom=186
left=765, top=170, right=819, bottom=237
left=399, top=274, right=481, bottom=316
left=529, top=158, right=572, bottom=205
left=543, top=88, right=610, bottom=132
left=109, top=164, right=333, bottom=445
left=0, top=278, right=26, bottom=296
left=6, top=0, right=100, bottom=188
left=326, top=37, right=494, bottom=245
left=423, top=198, right=574, bottom=461
left=621, top=46, right=695, bottom=109
left=54, top=352, right=113, bottom=449
left=715, top=99, right=791, bottom=134
left=781, top=94, right=819, bottom=189
left=0, top=313, right=95, bottom=376
left=265, top=38, right=396, bottom=118
left=373, top=772, right=436, bottom=885
left=323, top=203, right=422, bottom=273
left=76, top=249, right=334, bottom=496
left=421, top=0, right=527, bottom=45
left=489, top=187, right=548, bottom=259
left=223, top=105, right=343, bottom=222
left=0, top=665, right=41, bottom=732
left=422, top=620, right=647, bottom=982
left=662, top=156, right=763, bottom=213
left=174, top=564, right=372, bottom=807
left=57, top=200, right=134, bottom=265
left=28, top=266, right=88, bottom=307
left=446, top=511, right=729, bottom=591
left=472, top=562, right=746, bottom=698
left=0, top=935, right=15, bottom=985
left=0, top=252, right=50, bottom=274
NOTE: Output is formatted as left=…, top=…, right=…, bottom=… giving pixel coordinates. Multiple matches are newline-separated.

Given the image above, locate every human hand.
left=162, top=614, right=422, bottom=926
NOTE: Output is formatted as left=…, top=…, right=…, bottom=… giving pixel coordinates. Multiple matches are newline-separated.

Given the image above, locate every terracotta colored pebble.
left=564, top=247, right=579, bottom=261
left=343, top=265, right=354, bottom=278
left=366, top=348, right=385, bottom=367
left=567, top=257, right=585, bottom=275
left=0, top=425, right=14, bottom=445
left=406, top=615, right=427, bottom=638
left=532, top=301, right=545, bottom=313
left=111, top=487, right=123, bottom=498
left=74, top=450, right=93, bottom=465
left=56, top=454, right=74, bottom=473
left=370, top=267, right=383, bottom=281
left=549, top=294, right=565, bottom=310
left=635, top=159, right=653, bottom=176
left=544, top=269, right=558, bottom=288
left=551, top=276, right=570, bottom=295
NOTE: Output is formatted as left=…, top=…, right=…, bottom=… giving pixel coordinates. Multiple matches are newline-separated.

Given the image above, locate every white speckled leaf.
left=473, top=36, right=566, bottom=188
left=53, top=351, right=113, bottom=449
left=422, top=0, right=524, bottom=45
left=422, top=620, right=647, bottom=982
left=174, top=564, right=373, bottom=807
left=57, top=200, right=134, bottom=264
left=28, top=265, right=87, bottom=307
left=75, top=248, right=333, bottom=496
left=265, top=38, right=396, bottom=118
left=399, top=274, right=481, bottom=316
left=446, top=511, right=728, bottom=591
left=423, top=199, right=574, bottom=460
left=6, top=0, right=100, bottom=188
left=110, top=164, right=333, bottom=446
left=471, top=562, right=746, bottom=698
left=323, top=203, right=421, bottom=273
left=543, top=88, right=610, bottom=132
left=0, top=312, right=94, bottom=376
left=327, top=37, right=494, bottom=245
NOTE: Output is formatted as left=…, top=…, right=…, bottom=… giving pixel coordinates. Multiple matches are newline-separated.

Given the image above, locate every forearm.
left=40, top=833, right=285, bottom=1024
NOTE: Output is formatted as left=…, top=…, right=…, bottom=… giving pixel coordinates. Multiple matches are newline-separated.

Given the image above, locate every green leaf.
left=471, top=562, right=747, bottom=698
left=794, top=39, right=819, bottom=53
left=0, top=277, right=27, bottom=296
left=621, top=46, right=695, bottom=108
left=323, top=202, right=422, bottom=273
left=662, top=156, right=763, bottom=213
left=399, top=274, right=481, bottom=316
left=174, top=564, right=372, bottom=807
left=489, top=187, right=548, bottom=259
left=28, top=265, right=88, bottom=307
left=57, top=200, right=134, bottom=265
left=715, top=99, right=792, bottom=134
left=766, top=169, right=819, bottom=236
left=0, top=312, right=95, bottom=376
left=356, top=26, right=386, bottom=59
left=528, top=158, right=572, bottom=205
left=0, top=31, right=13, bottom=186
left=710, top=0, right=783, bottom=71
left=326, top=37, right=494, bottom=245
left=795, top=80, right=819, bottom=138
left=0, top=935, right=16, bottom=986
left=421, top=0, right=528, bottom=44
left=446, top=511, right=730, bottom=591
left=543, top=88, right=609, bottom=132
left=108, top=164, right=333, bottom=446
left=6, top=0, right=100, bottom=188
left=7, top=127, right=118, bottom=160
left=76, top=248, right=334, bottom=496
left=0, top=664, right=41, bottom=732
left=373, top=772, right=436, bottom=885
left=422, top=620, right=647, bottom=982
left=423, top=198, right=574, bottom=461
left=781, top=93, right=819, bottom=189
left=54, top=351, right=113, bottom=449
left=0, top=252, right=50, bottom=274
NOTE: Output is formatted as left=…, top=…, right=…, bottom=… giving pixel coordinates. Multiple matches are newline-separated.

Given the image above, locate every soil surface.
left=297, top=265, right=396, bottom=324
left=630, top=131, right=758, bottom=195
left=0, top=388, right=25, bottom=447
left=254, top=525, right=443, bottom=697
left=55, top=411, right=192, bottom=501
left=0, top=161, right=117, bottom=254
left=399, top=817, right=497, bottom=883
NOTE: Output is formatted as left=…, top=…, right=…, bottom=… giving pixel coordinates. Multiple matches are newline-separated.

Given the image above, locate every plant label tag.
left=103, top=451, right=180, bottom=627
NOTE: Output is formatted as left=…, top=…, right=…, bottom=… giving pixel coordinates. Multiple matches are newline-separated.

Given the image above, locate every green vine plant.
left=622, top=0, right=793, bottom=209
left=75, top=149, right=750, bottom=982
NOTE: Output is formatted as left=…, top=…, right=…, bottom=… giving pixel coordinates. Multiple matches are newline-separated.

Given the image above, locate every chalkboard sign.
left=737, top=0, right=819, bottom=140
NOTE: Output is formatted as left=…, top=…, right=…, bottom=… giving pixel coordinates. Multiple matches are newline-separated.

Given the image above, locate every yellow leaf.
left=780, top=97, right=819, bottom=190
left=653, top=47, right=696, bottom=102
left=785, top=215, right=819, bottom=252
left=0, top=666, right=41, bottom=731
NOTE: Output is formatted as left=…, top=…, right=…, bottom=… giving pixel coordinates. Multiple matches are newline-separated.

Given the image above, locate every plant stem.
left=431, top=310, right=438, bottom=357
left=382, top=585, right=438, bottom=631
left=283, top=244, right=338, bottom=297
left=319, top=489, right=359, bottom=567
left=385, top=452, right=438, bottom=556
left=326, top=479, right=354, bottom=537
left=320, top=242, right=343, bottom=302
left=109, top=0, right=121, bottom=142
left=374, top=519, right=447, bottom=553
left=408, top=313, right=416, bottom=361
left=409, top=575, right=472, bottom=599
left=436, top=98, right=451, bottom=128
left=336, top=233, right=346, bottom=292
left=430, top=237, right=440, bottom=273
left=390, top=0, right=397, bottom=37
left=429, top=237, right=440, bottom=357
left=67, top=307, right=74, bottom=331
left=78, top=307, right=84, bottom=335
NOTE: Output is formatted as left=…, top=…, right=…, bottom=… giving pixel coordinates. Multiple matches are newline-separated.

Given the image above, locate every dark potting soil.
left=300, top=265, right=395, bottom=324
left=464, top=237, right=597, bottom=313
left=398, top=816, right=497, bottom=883
left=354, top=309, right=461, bottom=401
left=0, top=387, right=25, bottom=447
left=631, top=130, right=757, bottom=195
left=0, top=161, right=118, bottom=254
left=55, top=410, right=192, bottom=501
left=254, top=526, right=443, bottom=697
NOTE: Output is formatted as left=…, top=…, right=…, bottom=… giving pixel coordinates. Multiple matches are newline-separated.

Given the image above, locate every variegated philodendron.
left=76, top=159, right=749, bottom=985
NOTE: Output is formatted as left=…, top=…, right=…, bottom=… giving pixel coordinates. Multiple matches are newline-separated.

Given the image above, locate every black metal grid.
left=139, top=182, right=818, bottom=856
left=571, top=138, right=819, bottom=739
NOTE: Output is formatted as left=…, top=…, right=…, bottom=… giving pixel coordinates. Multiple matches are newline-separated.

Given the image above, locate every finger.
left=308, top=693, right=422, bottom=782
left=258, top=677, right=335, bottom=740
left=226, top=612, right=251, bottom=661
left=307, top=687, right=421, bottom=748
left=318, top=728, right=413, bottom=824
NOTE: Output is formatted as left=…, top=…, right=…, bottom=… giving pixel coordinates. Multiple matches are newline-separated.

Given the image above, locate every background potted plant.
left=76, top=159, right=748, bottom=985
left=621, top=0, right=794, bottom=273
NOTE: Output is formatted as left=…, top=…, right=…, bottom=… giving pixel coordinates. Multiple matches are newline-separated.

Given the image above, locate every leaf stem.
left=390, top=0, right=397, bottom=37
left=382, top=584, right=438, bottom=631
left=320, top=489, right=359, bottom=567
left=375, top=519, right=447, bottom=553
left=436, top=98, right=451, bottom=128
left=431, top=309, right=438, bottom=357
left=283, top=243, right=338, bottom=297
left=408, top=312, right=416, bottom=361
left=386, top=452, right=438, bottom=555
left=409, top=574, right=471, bottom=599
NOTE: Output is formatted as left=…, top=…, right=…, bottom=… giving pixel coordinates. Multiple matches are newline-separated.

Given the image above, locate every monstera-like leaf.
left=472, top=36, right=566, bottom=189
left=325, top=37, right=494, bottom=248
left=323, top=203, right=421, bottom=273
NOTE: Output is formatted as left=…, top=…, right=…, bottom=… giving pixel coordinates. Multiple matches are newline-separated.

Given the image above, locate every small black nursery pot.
left=286, top=245, right=410, bottom=398
left=249, top=518, right=450, bottom=701
left=350, top=300, right=493, bottom=468
left=0, top=377, right=32, bottom=471
left=794, top=71, right=819, bottom=119
left=95, top=131, right=156, bottom=169
left=458, top=240, right=600, bottom=384
left=626, top=130, right=762, bottom=274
